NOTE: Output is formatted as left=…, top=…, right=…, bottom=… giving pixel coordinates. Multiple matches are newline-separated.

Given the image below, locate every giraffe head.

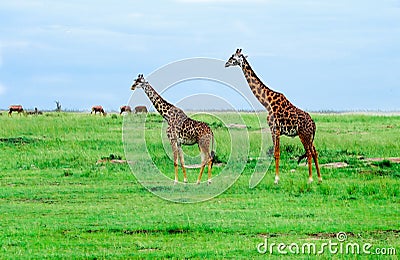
left=225, top=48, right=247, bottom=68
left=131, top=74, right=148, bottom=90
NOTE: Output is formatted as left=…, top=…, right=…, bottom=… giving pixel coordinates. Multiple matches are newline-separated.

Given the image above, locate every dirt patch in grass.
left=185, top=163, right=223, bottom=168
left=226, top=123, right=247, bottom=129
left=321, top=162, right=349, bottom=168
left=306, top=230, right=400, bottom=240
left=300, top=162, right=348, bottom=168
left=301, top=158, right=399, bottom=169
left=363, top=157, right=400, bottom=163
left=258, top=230, right=400, bottom=240
left=96, top=159, right=129, bottom=164
left=96, top=153, right=131, bottom=164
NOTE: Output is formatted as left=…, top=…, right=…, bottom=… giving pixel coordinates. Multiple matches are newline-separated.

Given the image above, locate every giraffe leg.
left=206, top=157, right=213, bottom=185
left=299, top=134, right=314, bottom=184
left=204, top=137, right=213, bottom=184
left=197, top=167, right=205, bottom=185
left=312, top=145, right=322, bottom=183
left=196, top=150, right=206, bottom=185
left=273, top=133, right=280, bottom=184
left=306, top=148, right=313, bottom=184
left=171, top=142, right=179, bottom=184
left=177, top=146, right=188, bottom=183
left=197, top=136, right=213, bottom=185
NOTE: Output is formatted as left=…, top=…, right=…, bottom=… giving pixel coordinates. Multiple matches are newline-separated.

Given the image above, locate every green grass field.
left=0, top=112, right=399, bottom=259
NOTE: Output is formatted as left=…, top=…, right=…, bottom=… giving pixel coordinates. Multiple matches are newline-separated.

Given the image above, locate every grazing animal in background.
left=91, top=105, right=106, bottom=116
left=225, top=49, right=321, bottom=184
left=134, top=105, right=148, bottom=113
left=131, top=74, right=215, bottom=184
left=120, top=105, right=132, bottom=114
left=8, top=105, right=24, bottom=116
left=27, top=107, right=43, bottom=115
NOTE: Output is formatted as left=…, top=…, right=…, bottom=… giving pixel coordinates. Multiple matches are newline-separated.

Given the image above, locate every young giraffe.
left=131, top=74, right=215, bottom=184
left=225, top=49, right=322, bottom=184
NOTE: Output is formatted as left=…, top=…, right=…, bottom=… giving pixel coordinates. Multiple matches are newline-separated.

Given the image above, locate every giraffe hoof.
left=184, top=178, right=188, bottom=183
left=207, top=179, right=212, bottom=185
left=274, top=176, right=279, bottom=185
left=308, top=178, right=313, bottom=184
left=174, top=180, right=178, bottom=185
left=196, top=180, right=201, bottom=185
left=318, top=177, right=322, bottom=183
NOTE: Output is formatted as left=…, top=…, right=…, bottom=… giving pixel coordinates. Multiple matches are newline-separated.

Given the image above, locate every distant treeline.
left=1, top=108, right=399, bottom=114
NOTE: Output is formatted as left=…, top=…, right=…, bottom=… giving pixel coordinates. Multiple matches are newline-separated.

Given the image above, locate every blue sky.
left=0, top=0, right=399, bottom=111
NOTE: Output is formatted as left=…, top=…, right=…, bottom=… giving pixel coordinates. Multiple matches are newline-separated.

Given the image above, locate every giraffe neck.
left=143, top=83, right=174, bottom=120
left=241, top=57, right=278, bottom=112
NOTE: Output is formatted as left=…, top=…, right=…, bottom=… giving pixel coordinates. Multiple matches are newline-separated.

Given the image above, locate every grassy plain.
left=0, top=112, right=399, bottom=259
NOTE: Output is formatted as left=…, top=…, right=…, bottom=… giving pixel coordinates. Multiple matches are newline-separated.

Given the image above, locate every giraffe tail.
left=297, top=153, right=307, bottom=164
left=210, top=134, right=216, bottom=168
left=210, top=151, right=215, bottom=168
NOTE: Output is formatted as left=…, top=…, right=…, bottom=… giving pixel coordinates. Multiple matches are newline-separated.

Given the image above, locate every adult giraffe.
left=225, top=49, right=322, bottom=184
left=131, top=74, right=215, bottom=184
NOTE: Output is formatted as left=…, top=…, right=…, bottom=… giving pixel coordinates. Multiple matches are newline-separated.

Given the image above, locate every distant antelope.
left=120, top=105, right=132, bottom=114
left=91, top=105, right=106, bottom=116
left=8, top=105, right=24, bottom=116
left=134, top=105, right=148, bottom=113
left=27, top=107, right=43, bottom=115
